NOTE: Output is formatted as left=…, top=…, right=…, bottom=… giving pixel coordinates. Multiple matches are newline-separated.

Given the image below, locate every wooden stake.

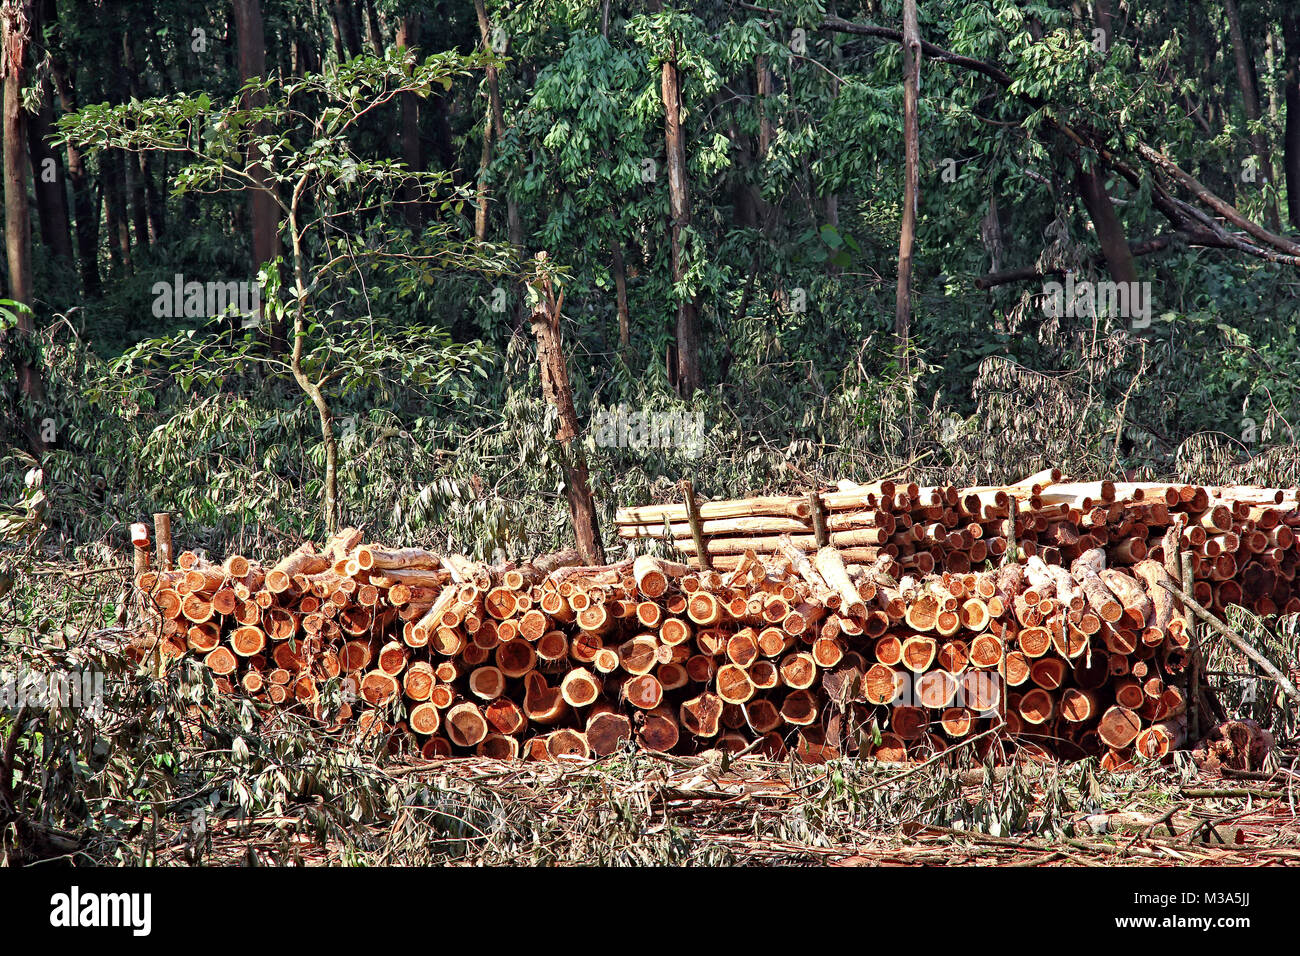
left=682, top=479, right=712, bottom=571
left=153, top=512, right=173, bottom=570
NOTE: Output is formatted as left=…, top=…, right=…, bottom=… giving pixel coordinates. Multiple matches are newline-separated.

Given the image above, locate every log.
left=477, top=734, right=521, bottom=760
left=863, top=663, right=905, bottom=705
left=680, top=692, right=723, bottom=737
left=523, top=672, right=569, bottom=725
left=546, top=728, right=591, bottom=759
left=483, top=698, right=527, bottom=736
left=714, top=664, right=754, bottom=704
left=814, top=546, right=867, bottom=616
left=560, top=667, right=601, bottom=707
left=446, top=702, right=490, bottom=748
left=586, top=711, right=632, bottom=755
left=637, top=706, right=681, bottom=752
left=1098, top=705, right=1143, bottom=749
left=1017, top=688, right=1055, bottom=725
left=469, top=666, right=506, bottom=700
left=619, top=496, right=811, bottom=523
left=780, top=689, right=819, bottom=726
left=409, top=702, right=441, bottom=736
left=625, top=674, right=664, bottom=710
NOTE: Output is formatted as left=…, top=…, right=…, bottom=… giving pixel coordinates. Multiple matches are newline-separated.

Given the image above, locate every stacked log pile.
left=135, top=476, right=1300, bottom=767
left=618, top=474, right=1300, bottom=618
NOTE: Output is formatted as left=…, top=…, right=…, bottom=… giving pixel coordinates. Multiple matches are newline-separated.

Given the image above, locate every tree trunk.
left=662, top=48, right=702, bottom=396
left=48, top=36, right=99, bottom=296
left=288, top=200, right=338, bottom=536
left=1075, top=163, right=1139, bottom=285
left=292, top=2, right=319, bottom=76
left=102, top=10, right=132, bottom=275
left=756, top=55, right=774, bottom=160
left=364, top=0, right=384, bottom=55
left=233, top=0, right=282, bottom=340
left=1223, top=0, right=1279, bottom=229
left=895, top=0, right=920, bottom=375
left=611, top=236, right=631, bottom=364
left=121, top=27, right=164, bottom=242
left=2, top=0, right=41, bottom=408
left=824, top=0, right=841, bottom=276
left=1094, top=0, right=1112, bottom=48
left=474, top=0, right=521, bottom=247
left=395, top=13, right=423, bottom=229
left=474, top=101, right=492, bottom=240
left=122, top=33, right=151, bottom=250
left=26, top=74, right=73, bottom=268
left=528, top=254, right=605, bottom=565
left=330, top=0, right=361, bottom=59
left=1283, top=8, right=1300, bottom=229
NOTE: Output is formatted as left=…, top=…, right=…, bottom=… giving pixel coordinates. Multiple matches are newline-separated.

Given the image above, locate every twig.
left=28, top=565, right=130, bottom=578
left=0, top=706, right=29, bottom=816
left=1182, top=788, right=1287, bottom=800
left=855, top=722, right=1007, bottom=794
left=1117, top=803, right=1184, bottom=859
left=1156, top=579, right=1300, bottom=703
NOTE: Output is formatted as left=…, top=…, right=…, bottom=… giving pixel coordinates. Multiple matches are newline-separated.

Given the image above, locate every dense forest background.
left=3, top=0, right=1300, bottom=562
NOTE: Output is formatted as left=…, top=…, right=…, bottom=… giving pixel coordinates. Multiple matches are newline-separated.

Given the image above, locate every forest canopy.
left=1, top=0, right=1298, bottom=560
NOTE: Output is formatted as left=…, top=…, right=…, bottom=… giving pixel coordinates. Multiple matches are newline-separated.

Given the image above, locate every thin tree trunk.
left=49, top=37, right=99, bottom=296
left=528, top=255, right=605, bottom=565
left=611, top=236, right=631, bottom=364
left=141, top=153, right=165, bottom=242
left=233, top=0, right=282, bottom=341
left=1076, top=164, right=1139, bottom=284
left=331, top=0, right=361, bottom=59
left=1223, top=0, right=1279, bottom=229
left=121, top=28, right=164, bottom=242
left=474, top=101, right=492, bottom=240
left=824, top=0, right=841, bottom=275
left=662, top=47, right=702, bottom=396
left=1094, top=0, right=1112, bottom=47
left=122, top=35, right=150, bottom=251
left=756, top=55, right=774, bottom=160
left=475, top=0, right=520, bottom=247
left=895, top=0, right=920, bottom=375
left=364, top=0, right=384, bottom=55
left=325, top=0, right=344, bottom=61
left=288, top=196, right=338, bottom=536
left=103, top=6, right=131, bottom=274
left=1283, top=8, right=1300, bottom=229
left=395, top=13, right=423, bottom=229
left=293, top=2, right=319, bottom=76
left=2, top=0, right=40, bottom=408
left=26, top=76, right=73, bottom=267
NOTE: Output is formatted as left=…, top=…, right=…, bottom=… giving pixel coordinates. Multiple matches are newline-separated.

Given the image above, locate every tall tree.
left=1283, top=5, right=1300, bottom=229
left=1223, top=0, right=1279, bottom=228
left=102, top=4, right=131, bottom=274
left=895, top=0, right=920, bottom=376
left=233, top=0, right=282, bottom=328
left=474, top=0, right=520, bottom=247
left=528, top=254, right=604, bottom=565
left=47, top=1, right=99, bottom=296
left=1076, top=163, right=1139, bottom=285
left=364, top=0, right=383, bottom=56
left=662, top=41, right=701, bottom=396
left=123, top=33, right=150, bottom=251
left=25, top=0, right=71, bottom=271
left=2, top=0, right=42, bottom=417
left=26, top=71, right=74, bottom=268
left=395, top=12, right=423, bottom=229
left=2, top=0, right=31, bottom=303
left=330, top=0, right=361, bottom=60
